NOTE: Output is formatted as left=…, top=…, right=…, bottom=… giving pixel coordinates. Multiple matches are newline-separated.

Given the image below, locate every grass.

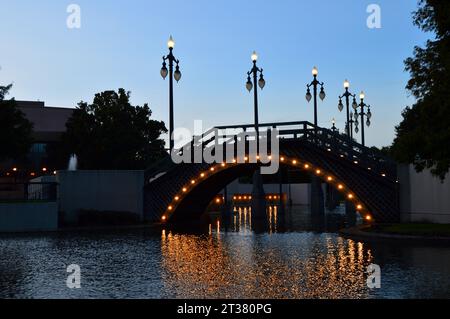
left=369, top=223, right=450, bottom=237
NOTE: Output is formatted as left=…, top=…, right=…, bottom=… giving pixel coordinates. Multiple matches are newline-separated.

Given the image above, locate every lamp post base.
left=310, top=175, right=325, bottom=217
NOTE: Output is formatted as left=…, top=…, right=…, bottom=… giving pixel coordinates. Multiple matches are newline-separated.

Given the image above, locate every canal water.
left=0, top=205, right=449, bottom=299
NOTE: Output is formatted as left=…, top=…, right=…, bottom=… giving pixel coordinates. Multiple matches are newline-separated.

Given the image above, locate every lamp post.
left=306, top=66, right=326, bottom=130
left=338, top=79, right=358, bottom=137
left=246, top=51, right=266, bottom=221
left=160, top=36, right=182, bottom=152
left=246, top=51, right=266, bottom=153
left=354, top=91, right=372, bottom=146
left=331, top=118, right=338, bottom=133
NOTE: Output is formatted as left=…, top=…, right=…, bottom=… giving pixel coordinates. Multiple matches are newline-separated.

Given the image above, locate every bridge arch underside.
left=144, top=140, right=399, bottom=224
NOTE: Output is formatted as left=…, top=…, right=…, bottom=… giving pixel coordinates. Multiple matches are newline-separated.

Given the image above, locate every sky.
left=0, top=0, right=430, bottom=147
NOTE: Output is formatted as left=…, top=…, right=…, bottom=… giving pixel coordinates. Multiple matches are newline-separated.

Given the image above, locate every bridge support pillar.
left=326, top=184, right=339, bottom=211
left=345, top=201, right=357, bottom=226
left=221, top=186, right=232, bottom=222
left=251, top=168, right=266, bottom=221
left=310, top=176, right=325, bottom=217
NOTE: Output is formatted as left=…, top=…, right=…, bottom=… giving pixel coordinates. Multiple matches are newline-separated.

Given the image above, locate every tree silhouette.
left=392, top=0, right=450, bottom=180
left=0, top=83, right=33, bottom=162
left=51, top=88, right=168, bottom=170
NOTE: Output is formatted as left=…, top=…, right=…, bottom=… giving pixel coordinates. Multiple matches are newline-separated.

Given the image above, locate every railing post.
left=234, top=135, right=238, bottom=159
left=223, top=133, right=227, bottom=162
left=191, top=136, right=195, bottom=163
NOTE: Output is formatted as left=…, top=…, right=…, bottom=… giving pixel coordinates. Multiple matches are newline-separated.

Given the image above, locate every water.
left=0, top=206, right=450, bottom=299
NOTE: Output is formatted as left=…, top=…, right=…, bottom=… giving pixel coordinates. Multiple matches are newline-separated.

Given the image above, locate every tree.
left=52, top=89, right=168, bottom=170
left=392, top=0, right=450, bottom=180
left=0, top=83, right=33, bottom=162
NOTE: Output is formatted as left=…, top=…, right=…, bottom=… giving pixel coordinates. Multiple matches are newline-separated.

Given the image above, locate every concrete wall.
left=57, top=171, right=144, bottom=224
left=0, top=202, right=58, bottom=233
left=224, top=180, right=311, bottom=205
left=399, top=164, right=450, bottom=224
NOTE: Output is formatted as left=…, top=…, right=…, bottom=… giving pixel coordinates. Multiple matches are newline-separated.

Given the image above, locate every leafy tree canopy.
left=0, top=83, right=33, bottom=162
left=53, top=88, right=168, bottom=170
left=392, top=0, right=450, bottom=180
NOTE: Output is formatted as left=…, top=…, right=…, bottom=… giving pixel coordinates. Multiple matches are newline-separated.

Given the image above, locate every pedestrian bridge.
left=144, top=121, right=399, bottom=224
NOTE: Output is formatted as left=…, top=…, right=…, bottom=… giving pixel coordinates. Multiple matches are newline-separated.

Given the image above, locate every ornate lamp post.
left=331, top=118, right=338, bottom=133
left=354, top=91, right=372, bottom=146
left=246, top=51, right=266, bottom=220
left=160, top=36, right=182, bottom=152
left=338, top=79, right=358, bottom=137
left=246, top=51, right=266, bottom=153
left=306, top=66, right=326, bottom=129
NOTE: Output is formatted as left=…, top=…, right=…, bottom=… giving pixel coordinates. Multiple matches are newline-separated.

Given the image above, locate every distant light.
left=338, top=184, right=344, bottom=190
left=168, top=206, right=173, bottom=211
left=216, top=198, right=221, bottom=204
left=357, top=205, right=363, bottom=210
left=191, top=180, right=196, bottom=184
left=175, top=196, right=180, bottom=201
left=200, top=173, right=205, bottom=178
left=348, top=194, right=354, bottom=199
left=53, top=171, right=57, bottom=175
left=167, top=35, right=175, bottom=49
left=42, top=167, right=47, bottom=172
left=365, top=215, right=372, bottom=221
left=162, top=215, right=167, bottom=221
left=304, top=164, right=310, bottom=169
left=327, top=176, right=333, bottom=181
left=251, top=51, right=258, bottom=62
left=360, top=91, right=365, bottom=100
left=292, top=160, right=297, bottom=165
left=280, top=157, right=285, bottom=162
left=182, top=188, right=188, bottom=193
left=30, top=172, right=36, bottom=177
left=210, top=167, right=215, bottom=172
left=312, top=66, right=318, bottom=76
left=316, top=169, right=321, bottom=175
left=344, top=79, right=350, bottom=89
left=12, top=167, right=17, bottom=172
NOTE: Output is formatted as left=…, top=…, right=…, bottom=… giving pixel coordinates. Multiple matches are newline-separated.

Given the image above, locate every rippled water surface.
left=1, top=206, right=450, bottom=299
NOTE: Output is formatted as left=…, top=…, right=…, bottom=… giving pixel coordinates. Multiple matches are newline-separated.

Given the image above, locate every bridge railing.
left=145, top=121, right=397, bottom=182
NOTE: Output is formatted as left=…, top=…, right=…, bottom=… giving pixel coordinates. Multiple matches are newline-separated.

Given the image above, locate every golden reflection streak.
left=160, top=232, right=376, bottom=299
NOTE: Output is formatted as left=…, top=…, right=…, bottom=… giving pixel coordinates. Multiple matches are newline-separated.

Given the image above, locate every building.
left=1, top=101, right=73, bottom=176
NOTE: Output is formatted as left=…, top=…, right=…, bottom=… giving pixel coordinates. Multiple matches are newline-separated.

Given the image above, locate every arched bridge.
left=144, top=121, right=399, bottom=224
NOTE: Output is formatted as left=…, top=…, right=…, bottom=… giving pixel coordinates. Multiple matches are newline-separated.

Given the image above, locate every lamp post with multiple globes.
left=338, top=79, right=358, bottom=138
left=354, top=91, right=372, bottom=147
left=246, top=51, right=266, bottom=154
left=160, top=36, right=182, bottom=152
left=306, top=66, right=326, bottom=130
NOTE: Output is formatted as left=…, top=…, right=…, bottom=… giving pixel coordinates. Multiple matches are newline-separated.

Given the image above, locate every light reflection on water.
left=0, top=206, right=450, bottom=299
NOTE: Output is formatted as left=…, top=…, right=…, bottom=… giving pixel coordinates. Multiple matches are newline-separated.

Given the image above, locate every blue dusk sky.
left=0, top=0, right=430, bottom=147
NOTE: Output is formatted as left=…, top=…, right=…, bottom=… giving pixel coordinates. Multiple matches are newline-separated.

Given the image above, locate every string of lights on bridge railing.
left=162, top=154, right=374, bottom=224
